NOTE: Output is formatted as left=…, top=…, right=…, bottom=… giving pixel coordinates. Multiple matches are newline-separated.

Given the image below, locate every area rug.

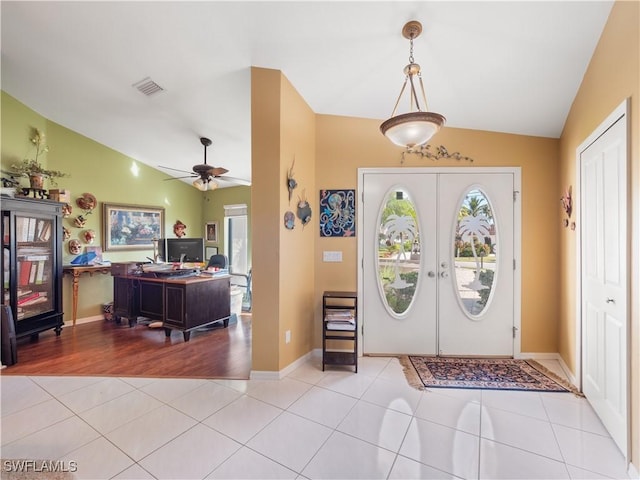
left=400, top=356, right=581, bottom=394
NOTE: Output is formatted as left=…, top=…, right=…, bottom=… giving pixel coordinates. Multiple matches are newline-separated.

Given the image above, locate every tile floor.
left=0, top=356, right=632, bottom=480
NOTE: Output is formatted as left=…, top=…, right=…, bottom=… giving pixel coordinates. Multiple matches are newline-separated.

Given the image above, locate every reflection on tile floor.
left=1, top=356, right=633, bottom=480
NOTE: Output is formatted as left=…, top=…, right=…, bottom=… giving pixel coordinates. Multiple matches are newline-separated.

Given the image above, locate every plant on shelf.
left=11, top=128, right=69, bottom=189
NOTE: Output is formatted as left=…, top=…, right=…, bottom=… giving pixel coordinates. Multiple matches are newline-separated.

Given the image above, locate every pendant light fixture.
left=380, top=21, right=445, bottom=148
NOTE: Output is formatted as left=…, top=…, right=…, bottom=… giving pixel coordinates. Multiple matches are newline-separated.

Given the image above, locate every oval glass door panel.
left=453, top=188, right=497, bottom=317
left=376, top=187, right=421, bottom=316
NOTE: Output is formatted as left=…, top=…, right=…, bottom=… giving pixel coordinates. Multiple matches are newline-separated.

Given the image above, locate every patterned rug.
left=400, top=356, right=581, bottom=393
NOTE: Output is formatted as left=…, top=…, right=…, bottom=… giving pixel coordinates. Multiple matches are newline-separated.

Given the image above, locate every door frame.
left=357, top=166, right=522, bottom=357
left=574, top=98, right=630, bottom=458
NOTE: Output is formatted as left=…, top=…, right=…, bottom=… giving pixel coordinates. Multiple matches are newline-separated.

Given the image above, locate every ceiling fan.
left=158, top=137, right=250, bottom=191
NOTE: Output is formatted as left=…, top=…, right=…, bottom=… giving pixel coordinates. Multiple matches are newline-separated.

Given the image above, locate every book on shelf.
left=28, top=261, right=37, bottom=284
left=27, top=217, right=36, bottom=242
left=20, top=246, right=50, bottom=257
left=20, top=295, right=48, bottom=307
left=25, top=254, right=48, bottom=261
left=38, top=221, right=52, bottom=242
left=19, top=260, right=32, bottom=286
left=3, top=216, right=9, bottom=244
left=35, top=219, right=45, bottom=241
left=35, top=260, right=46, bottom=284
left=16, top=217, right=25, bottom=242
left=17, top=291, right=46, bottom=306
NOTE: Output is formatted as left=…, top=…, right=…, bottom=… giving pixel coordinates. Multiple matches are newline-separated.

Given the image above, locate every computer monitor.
left=159, top=238, right=204, bottom=262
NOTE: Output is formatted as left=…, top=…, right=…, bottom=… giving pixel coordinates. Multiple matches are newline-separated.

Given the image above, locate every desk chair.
left=207, top=254, right=228, bottom=269
left=230, top=268, right=252, bottom=312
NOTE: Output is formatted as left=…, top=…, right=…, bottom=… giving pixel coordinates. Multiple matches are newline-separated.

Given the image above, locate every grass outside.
left=454, top=255, right=496, bottom=264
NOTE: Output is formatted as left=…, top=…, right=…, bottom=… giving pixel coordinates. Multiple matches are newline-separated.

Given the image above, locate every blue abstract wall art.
left=319, top=189, right=355, bottom=237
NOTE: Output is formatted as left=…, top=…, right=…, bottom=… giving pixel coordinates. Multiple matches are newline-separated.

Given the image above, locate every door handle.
left=440, top=271, right=449, bottom=279
left=606, top=298, right=615, bottom=304
left=427, top=271, right=436, bottom=278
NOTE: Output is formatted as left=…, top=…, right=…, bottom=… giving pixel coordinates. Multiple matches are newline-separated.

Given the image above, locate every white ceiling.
left=1, top=1, right=613, bottom=187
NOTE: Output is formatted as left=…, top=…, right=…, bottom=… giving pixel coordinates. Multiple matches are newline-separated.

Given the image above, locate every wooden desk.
left=62, top=265, right=112, bottom=326
left=112, top=273, right=230, bottom=341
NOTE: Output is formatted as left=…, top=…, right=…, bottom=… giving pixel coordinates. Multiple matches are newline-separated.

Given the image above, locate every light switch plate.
left=323, top=251, right=343, bottom=262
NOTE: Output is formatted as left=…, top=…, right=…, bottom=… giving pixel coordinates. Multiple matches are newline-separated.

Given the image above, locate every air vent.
left=132, top=77, right=164, bottom=96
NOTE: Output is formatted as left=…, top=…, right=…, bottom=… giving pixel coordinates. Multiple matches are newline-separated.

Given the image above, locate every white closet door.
left=581, top=114, right=628, bottom=455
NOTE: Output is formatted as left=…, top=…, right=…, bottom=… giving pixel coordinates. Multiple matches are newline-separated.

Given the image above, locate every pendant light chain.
left=409, top=36, right=415, bottom=64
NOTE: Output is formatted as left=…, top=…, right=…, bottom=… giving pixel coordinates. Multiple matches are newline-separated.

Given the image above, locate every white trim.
left=357, top=166, right=522, bottom=357
left=575, top=98, right=630, bottom=460
left=517, top=352, right=578, bottom=387
left=249, top=370, right=281, bottom=381
left=250, top=350, right=315, bottom=380
left=628, top=461, right=639, bottom=480
left=64, top=314, right=104, bottom=326
left=223, top=204, right=248, bottom=216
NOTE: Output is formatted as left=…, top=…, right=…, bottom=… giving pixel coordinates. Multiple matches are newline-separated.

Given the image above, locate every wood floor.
left=0, top=314, right=252, bottom=379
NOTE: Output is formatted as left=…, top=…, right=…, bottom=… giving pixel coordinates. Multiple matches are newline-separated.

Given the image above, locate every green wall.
left=0, top=91, right=225, bottom=322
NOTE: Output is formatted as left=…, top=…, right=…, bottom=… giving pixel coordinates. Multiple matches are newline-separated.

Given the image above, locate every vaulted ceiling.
left=1, top=1, right=614, bottom=187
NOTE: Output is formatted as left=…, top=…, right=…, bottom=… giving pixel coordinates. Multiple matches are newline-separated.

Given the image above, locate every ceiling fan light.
left=380, top=111, right=446, bottom=148
left=207, top=179, right=219, bottom=191
left=193, top=178, right=207, bottom=191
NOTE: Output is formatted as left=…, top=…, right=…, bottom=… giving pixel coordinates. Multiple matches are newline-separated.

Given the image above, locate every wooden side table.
left=62, top=265, right=112, bottom=326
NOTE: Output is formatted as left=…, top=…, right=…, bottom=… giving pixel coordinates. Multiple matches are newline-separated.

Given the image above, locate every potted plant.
left=11, top=128, right=69, bottom=189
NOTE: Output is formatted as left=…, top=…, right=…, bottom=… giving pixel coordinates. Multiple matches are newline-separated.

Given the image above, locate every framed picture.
left=319, top=189, right=356, bottom=237
left=85, top=246, right=103, bottom=265
left=205, top=246, right=218, bottom=259
left=205, top=221, right=218, bottom=243
left=103, top=203, right=164, bottom=251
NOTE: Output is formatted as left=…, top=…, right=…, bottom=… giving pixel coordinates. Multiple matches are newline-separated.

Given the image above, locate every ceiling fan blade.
left=158, top=165, right=193, bottom=175
left=216, top=175, right=252, bottom=186
left=163, top=175, right=197, bottom=181
left=209, top=166, right=229, bottom=176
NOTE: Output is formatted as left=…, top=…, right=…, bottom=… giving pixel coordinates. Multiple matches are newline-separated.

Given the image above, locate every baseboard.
left=628, top=461, right=639, bottom=479
left=63, top=314, right=103, bottom=326
left=516, top=352, right=578, bottom=387
left=555, top=354, right=578, bottom=386
left=250, top=350, right=315, bottom=380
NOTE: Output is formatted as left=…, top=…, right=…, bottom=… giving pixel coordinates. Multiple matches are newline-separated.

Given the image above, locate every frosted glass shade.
left=193, top=178, right=207, bottom=191
left=192, top=178, right=218, bottom=191
left=380, top=112, right=446, bottom=148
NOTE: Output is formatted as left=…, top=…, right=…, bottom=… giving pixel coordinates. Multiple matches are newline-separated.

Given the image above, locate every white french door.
left=361, top=173, right=438, bottom=355
left=437, top=173, right=515, bottom=355
left=359, top=167, right=519, bottom=357
left=579, top=101, right=628, bottom=456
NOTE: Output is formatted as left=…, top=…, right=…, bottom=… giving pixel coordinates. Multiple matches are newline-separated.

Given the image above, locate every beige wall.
left=250, top=67, right=317, bottom=371
left=251, top=68, right=282, bottom=372
left=558, top=0, right=639, bottom=467
left=278, top=73, right=317, bottom=369
left=314, top=116, right=561, bottom=353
